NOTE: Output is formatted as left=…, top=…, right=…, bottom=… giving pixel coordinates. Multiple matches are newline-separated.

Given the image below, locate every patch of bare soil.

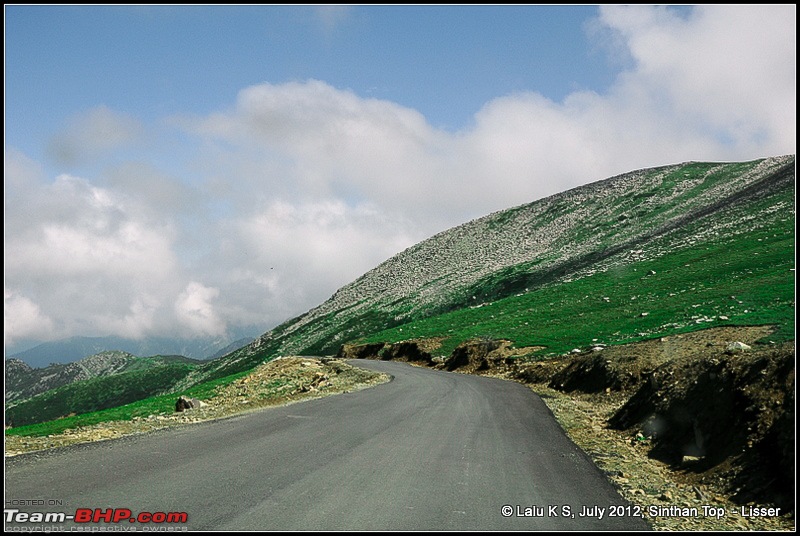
left=4, top=357, right=389, bottom=458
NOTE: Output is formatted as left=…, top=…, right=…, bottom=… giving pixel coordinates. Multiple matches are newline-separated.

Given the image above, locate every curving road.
left=5, top=360, right=650, bottom=531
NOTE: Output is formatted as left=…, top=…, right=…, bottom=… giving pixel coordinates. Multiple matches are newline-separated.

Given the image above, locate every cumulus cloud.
left=186, top=80, right=476, bottom=230
left=596, top=5, right=795, bottom=153
left=175, top=282, right=225, bottom=338
left=3, top=158, right=185, bottom=343
left=4, top=147, right=46, bottom=195
left=5, top=174, right=177, bottom=279
left=47, top=105, right=144, bottom=167
left=104, top=161, right=204, bottom=217
left=4, top=289, right=54, bottom=347
left=210, top=199, right=415, bottom=323
left=458, top=4, right=795, bottom=205
left=186, top=4, right=794, bottom=229
left=179, top=7, right=794, bottom=232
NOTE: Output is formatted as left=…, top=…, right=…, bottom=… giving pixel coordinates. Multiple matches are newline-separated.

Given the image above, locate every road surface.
left=5, top=359, right=651, bottom=530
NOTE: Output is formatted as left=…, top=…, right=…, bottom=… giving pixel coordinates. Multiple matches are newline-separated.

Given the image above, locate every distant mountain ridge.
left=206, top=338, right=258, bottom=360
left=5, top=351, right=203, bottom=406
left=6, top=333, right=258, bottom=369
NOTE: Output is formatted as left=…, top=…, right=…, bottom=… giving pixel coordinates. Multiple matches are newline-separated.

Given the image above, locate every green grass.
left=6, top=365, right=196, bottom=428
left=5, top=369, right=252, bottom=437
left=357, top=201, right=794, bottom=357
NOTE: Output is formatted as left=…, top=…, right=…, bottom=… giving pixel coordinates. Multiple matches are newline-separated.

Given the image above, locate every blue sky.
left=7, top=5, right=609, bottom=145
left=4, top=5, right=796, bottom=353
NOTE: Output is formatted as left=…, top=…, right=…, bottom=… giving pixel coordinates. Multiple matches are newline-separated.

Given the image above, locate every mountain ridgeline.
left=181, top=155, right=795, bottom=386
left=8, top=334, right=258, bottom=369
left=5, top=351, right=203, bottom=406
left=4, top=351, right=208, bottom=427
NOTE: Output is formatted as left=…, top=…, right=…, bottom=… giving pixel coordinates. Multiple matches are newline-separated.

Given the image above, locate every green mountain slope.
left=5, top=351, right=202, bottom=406
left=184, top=154, right=794, bottom=384
left=5, top=363, right=196, bottom=427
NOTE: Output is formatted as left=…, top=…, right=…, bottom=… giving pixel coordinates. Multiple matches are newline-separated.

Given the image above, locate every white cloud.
left=597, top=5, right=796, bottom=153
left=4, top=289, right=54, bottom=347
left=105, top=162, right=202, bottom=216
left=5, top=174, right=177, bottom=280
left=313, top=5, right=352, bottom=35
left=97, top=295, right=160, bottom=341
left=4, top=147, right=46, bottom=195
left=220, top=199, right=415, bottom=313
left=158, top=196, right=418, bottom=333
left=186, top=80, right=482, bottom=230
left=47, top=105, right=144, bottom=167
left=455, top=4, right=795, bottom=203
left=175, top=282, right=225, bottom=337
left=184, top=6, right=794, bottom=229
left=3, top=160, right=185, bottom=343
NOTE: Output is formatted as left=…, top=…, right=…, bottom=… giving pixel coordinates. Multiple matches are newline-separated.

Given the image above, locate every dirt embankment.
left=338, top=337, right=543, bottom=372
left=341, top=326, right=795, bottom=531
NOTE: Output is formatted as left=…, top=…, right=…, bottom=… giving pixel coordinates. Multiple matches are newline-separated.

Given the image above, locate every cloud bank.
left=4, top=5, right=795, bottom=350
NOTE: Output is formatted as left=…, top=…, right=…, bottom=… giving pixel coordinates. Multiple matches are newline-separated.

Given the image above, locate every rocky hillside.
left=5, top=351, right=201, bottom=406
left=182, top=154, right=795, bottom=384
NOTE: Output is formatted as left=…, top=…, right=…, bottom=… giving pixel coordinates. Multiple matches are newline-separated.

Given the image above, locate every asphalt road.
left=5, top=360, right=651, bottom=531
